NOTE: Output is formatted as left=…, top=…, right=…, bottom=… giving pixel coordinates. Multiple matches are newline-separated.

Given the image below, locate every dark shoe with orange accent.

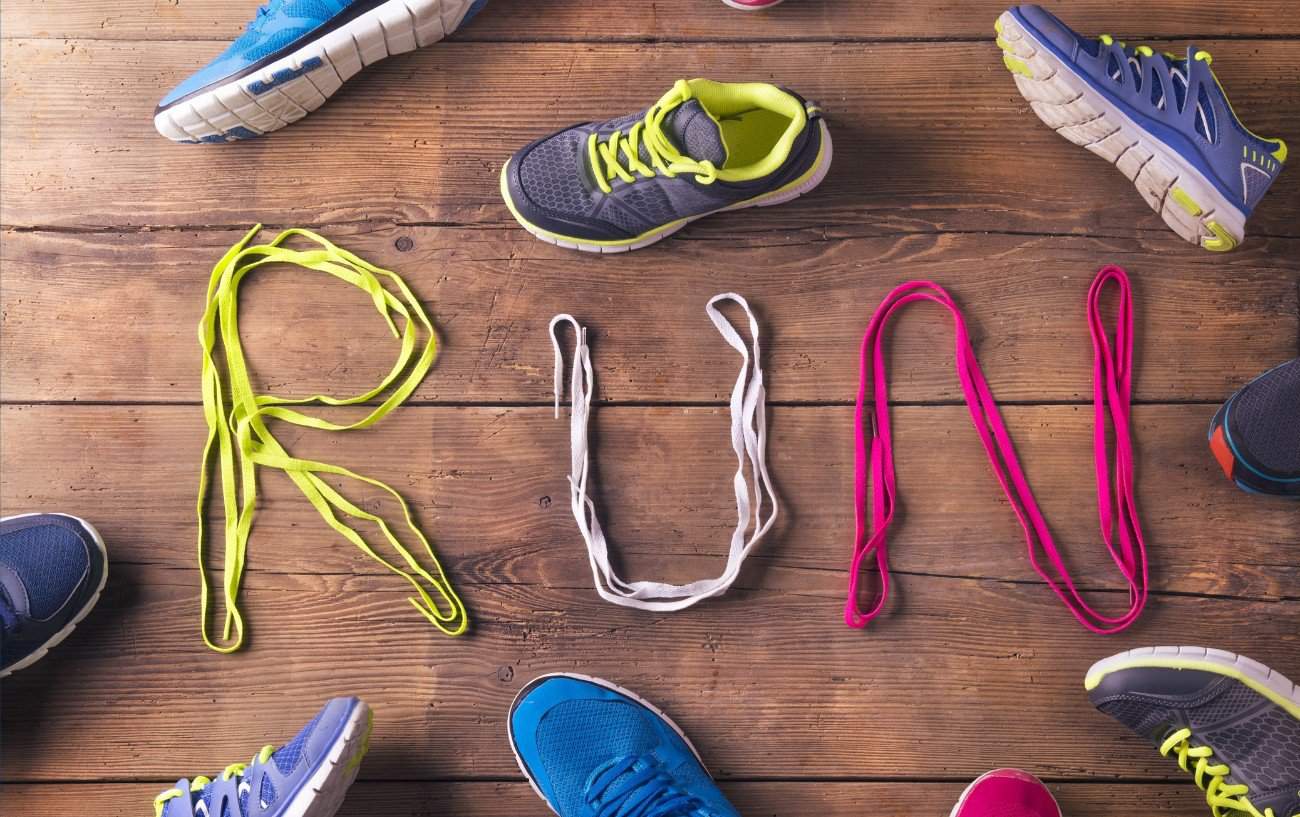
left=1208, top=358, right=1299, bottom=497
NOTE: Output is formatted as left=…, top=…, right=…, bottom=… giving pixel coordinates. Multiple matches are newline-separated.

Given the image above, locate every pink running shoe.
left=950, top=770, right=1062, bottom=817
left=722, top=0, right=785, bottom=9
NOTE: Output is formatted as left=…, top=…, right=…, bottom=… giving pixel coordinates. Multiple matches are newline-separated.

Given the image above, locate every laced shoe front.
left=1088, top=647, right=1300, bottom=817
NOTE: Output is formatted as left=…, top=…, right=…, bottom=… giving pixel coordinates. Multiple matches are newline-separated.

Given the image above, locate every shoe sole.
left=278, top=700, right=373, bottom=817
left=506, top=673, right=707, bottom=815
left=155, top=0, right=484, bottom=143
left=500, top=118, right=834, bottom=254
left=1085, top=646, right=1300, bottom=719
left=996, top=10, right=1247, bottom=252
left=948, top=769, right=1062, bottom=817
left=0, top=513, right=108, bottom=679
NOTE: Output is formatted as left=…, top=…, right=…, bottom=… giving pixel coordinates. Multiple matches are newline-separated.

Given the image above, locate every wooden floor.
left=2, top=1, right=1299, bottom=814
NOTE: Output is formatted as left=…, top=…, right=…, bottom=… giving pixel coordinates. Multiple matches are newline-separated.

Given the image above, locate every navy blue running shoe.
left=1088, top=647, right=1300, bottom=817
left=996, top=5, right=1288, bottom=252
left=501, top=78, right=832, bottom=253
left=509, top=674, right=742, bottom=817
left=1209, top=358, right=1300, bottom=497
left=154, top=697, right=372, bottom=817
left=155, top=0, right=488, bottom=143
left=0, top=513, right=107, bottom=678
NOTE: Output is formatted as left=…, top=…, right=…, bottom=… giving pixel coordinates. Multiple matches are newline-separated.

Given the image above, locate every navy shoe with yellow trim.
left=501, top=78, right=832, bottom=253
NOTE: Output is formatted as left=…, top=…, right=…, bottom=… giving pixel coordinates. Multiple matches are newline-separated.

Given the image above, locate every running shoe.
left=995, top=5, right=1288, bottom=252
left=1088, top=646, right=1300, bottom=817
left=155, top=0, right=488, bottom=143
left=509, top=674, right=742, bottom=817
left=949, top=769, right=1062, bottom=817
left=1209, top=358, right=1300, bottom=497
left=154, top=697, right=372, bottom=817
left=0, top=513, right=107, bottom=678
left=500, top=78, right=832, bottom=253
left=722, top=0, right=786, bottom=9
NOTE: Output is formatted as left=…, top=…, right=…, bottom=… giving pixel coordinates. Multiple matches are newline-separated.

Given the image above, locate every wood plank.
left=2, top=228, right=1296, bottom=404
left=3, top=404, right=1296, bottom=599
left=1, top=561, right=1295, bottom=781
left=6, top=0, right=1300, bottom=41
left=3, top=41, right=1297, bottom=237
left=0, top=781, right=1218, bottom=816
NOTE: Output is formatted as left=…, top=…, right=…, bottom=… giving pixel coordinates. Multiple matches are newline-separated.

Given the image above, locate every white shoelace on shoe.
left=548, top=293, right=779, bottom=611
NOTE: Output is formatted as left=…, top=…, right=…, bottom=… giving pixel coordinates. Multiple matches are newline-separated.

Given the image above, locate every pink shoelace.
left=847, top=265, right=1149, bottom=634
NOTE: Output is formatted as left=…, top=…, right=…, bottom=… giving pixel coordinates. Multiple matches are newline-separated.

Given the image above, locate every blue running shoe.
left=508, top=674, right=741, bottom=817
left=996, top=5, right=1288, bottom=252
left=0, top=513, right=107, bottom=678
left=155, top=0, right=488, bottom=143
left=154, top=697, right=372, bottom=817
left=501, top=78, right=832, bottom=253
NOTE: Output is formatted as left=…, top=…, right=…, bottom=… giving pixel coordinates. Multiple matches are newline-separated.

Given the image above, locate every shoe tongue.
left=662, top=100, right=728, bottom=167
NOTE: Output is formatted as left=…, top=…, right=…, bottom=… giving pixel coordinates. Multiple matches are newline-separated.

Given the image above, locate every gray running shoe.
left=1088, top=647, right=1300, bottom=817
left=500, top=78, right=832, bottom=253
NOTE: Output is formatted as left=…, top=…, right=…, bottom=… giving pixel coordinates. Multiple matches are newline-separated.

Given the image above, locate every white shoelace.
left=548, top=293, right=779, bottom=611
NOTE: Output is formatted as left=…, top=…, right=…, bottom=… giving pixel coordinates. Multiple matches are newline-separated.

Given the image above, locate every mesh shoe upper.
left=1090, top=664, right=1300, bottom=816
left=0, top=513, right=106, bottom=673
left=509, top=676, right=741, bottom=817
left=157, top=697, right=361, bottom=817
left=1011, top=4, right=1287, bottom=215
left=1226, top=358, right=1300, bottom=479
left=503, top=79, right=826, bottom=243
left=951, top=770, right=1061, bottom=817
left=158, top=0, right=371, bottom=108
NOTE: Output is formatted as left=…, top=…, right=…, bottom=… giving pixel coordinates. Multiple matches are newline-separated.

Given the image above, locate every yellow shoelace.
left=1161, top=728, right=1276, bottom=817
left=196, top=225, right=468, bottom=653
left=587, top=79, right=720, bottom=194
left=153, top=746, right=274, bottom=816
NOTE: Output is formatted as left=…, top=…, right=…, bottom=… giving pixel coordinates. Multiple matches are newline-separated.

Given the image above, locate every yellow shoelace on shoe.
left=587, top=79, right=720, bottom=194
left=197, top=225, right=467, bottom=653
left=1161, top=728, right=1278, bottom=817
left=153, top=746, right=274, bottom=816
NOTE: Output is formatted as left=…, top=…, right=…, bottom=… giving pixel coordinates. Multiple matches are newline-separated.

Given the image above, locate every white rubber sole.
left=947, top=769, right=1062, bottom=817
left=507, top=673, right=707, bottom=815
left=504, top=118, right=833, bottom=254
left=155, top=0, right=482, bottom=143
left=277, top=701, right=373, bottom=817
left=996, top=11, right=1247, bottom=252
left=0, top=512, right=108, bottom=680
left=1086, top=646, right=1300, bottom=718
left=721, top=0, right=786, bottom=10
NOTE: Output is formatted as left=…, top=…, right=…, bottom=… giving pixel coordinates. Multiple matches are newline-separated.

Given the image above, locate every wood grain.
left=1, top=561, right=1296, bottom=781
left=2, top=228, right=1296, bottom=404
left=2, top=0, right=1298, bottom=807
left=6, top=0, right=1300, bottom=41
left=0, top=781, right=1221, bottom=817
left=2, top=404, right=1296, bottom=599
left=2, top=41, right=1297, bottom=236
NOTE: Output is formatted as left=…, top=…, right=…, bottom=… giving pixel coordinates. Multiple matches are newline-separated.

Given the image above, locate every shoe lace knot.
left=585, top=753, right=703, bottom=817
left=587, top=79, right=719, bottom=194
left=152, top=745, right=274, bottom=817
left=1160, top=728, right=1274, bottom=817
